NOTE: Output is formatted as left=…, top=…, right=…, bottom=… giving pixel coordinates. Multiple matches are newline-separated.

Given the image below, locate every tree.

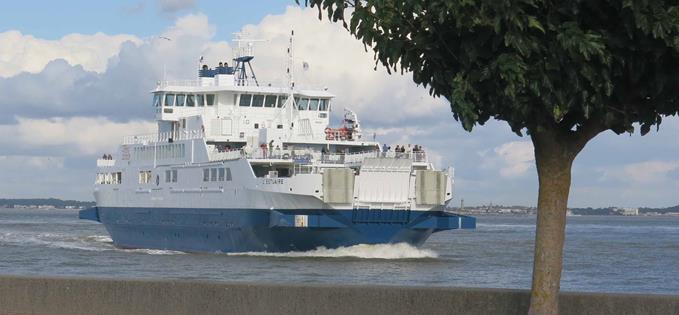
left=301, top=1, right=679, bottom=314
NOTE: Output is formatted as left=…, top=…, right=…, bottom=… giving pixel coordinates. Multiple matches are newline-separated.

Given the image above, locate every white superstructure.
left=93, top=34, right=454, bottom=213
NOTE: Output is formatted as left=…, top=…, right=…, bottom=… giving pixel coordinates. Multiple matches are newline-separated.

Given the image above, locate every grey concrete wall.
left=0, top=275, right=677, bottom=315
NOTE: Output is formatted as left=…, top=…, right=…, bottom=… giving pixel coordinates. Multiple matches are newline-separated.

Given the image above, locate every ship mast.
left=286, top=30, right=296, bottom=128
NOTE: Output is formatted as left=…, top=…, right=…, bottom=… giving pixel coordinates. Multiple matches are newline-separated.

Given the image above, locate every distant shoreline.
left=457, top=212, right=679, bottom=217
left=0, top=198, right=94, bottom=210
left=2, top=198, right=678, bottom=217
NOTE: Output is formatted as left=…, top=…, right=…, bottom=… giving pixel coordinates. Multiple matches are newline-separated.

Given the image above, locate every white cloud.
left=0, top=155, right=65, bottom=169
left=601, top=160, right=679, bottom=184
left=0, top=117, right=155, bottom=155
left=240, top=6, right=448, bottom=123
left=0, top=30, right=140, bottom=77
left=624, top=160, right=679, bottom=183
left=491, top=141, right=535, bottom=177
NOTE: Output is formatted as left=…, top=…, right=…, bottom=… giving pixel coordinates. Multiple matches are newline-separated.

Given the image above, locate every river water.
left=1, top=208, right=677, bottom=294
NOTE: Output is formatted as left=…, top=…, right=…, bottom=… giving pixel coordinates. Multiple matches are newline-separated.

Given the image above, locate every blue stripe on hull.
left=85, top=207, right=475, bottom=253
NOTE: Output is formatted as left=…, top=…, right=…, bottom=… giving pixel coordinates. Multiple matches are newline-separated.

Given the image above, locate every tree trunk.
left=527, top=129, right=579, bottom=315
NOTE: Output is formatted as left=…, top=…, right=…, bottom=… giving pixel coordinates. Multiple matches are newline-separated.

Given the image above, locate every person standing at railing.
left=260, top=143, right=268, bottom=159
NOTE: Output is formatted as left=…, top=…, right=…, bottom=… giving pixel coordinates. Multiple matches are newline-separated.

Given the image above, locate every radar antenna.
left=232, top=33, right=265, bottom=86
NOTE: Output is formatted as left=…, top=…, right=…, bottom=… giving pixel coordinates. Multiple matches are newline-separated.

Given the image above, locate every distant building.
left=617, top=207, right=639, bottom=216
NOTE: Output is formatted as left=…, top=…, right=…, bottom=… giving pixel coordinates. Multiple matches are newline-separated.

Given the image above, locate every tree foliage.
left=304, top=0, right=679, bottom=137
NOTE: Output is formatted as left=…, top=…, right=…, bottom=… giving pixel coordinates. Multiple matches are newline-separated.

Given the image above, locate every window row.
left=239, top=94, right=288, bottom=108
left=295, top=97, right=329, bottom=111
left=238, top=94, right=330, bottom=111
left=116, top=168, right=233, bottom=185
left=203, top=167, right=232, bottom=182
left=153, top=93, right=216, bottom=107
left=132, top=144, right=185, bottom=161
left=96, top=172, right=122, bottom=185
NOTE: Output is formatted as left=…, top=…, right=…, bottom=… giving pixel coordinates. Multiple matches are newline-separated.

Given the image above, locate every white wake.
left=0, top=232, right=183, bottom=255
left=228, top=243, right=439, bottom=259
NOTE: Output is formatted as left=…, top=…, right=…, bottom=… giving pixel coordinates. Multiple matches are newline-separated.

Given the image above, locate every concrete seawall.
left=1, top=275, right=678, bottom=315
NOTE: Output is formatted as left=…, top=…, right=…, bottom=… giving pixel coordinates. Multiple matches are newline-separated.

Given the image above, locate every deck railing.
left=123, top=129, right=205, bottom=145
left=96, top=159, right=115, bottom=167
left=244, top=149, right=427, bottom=164
left=207, top=149, right=243, bottom=161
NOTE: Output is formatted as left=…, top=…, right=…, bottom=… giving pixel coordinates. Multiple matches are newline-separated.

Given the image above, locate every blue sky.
left=0, top=0, right=678, bottom=208
left=0, top=1, right=289, bottom=41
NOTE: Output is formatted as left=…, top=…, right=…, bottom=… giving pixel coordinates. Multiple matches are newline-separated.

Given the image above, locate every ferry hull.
left=80, top=207, right=475, bottom=253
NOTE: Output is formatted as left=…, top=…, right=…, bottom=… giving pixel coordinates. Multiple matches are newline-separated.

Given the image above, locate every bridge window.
left=264, top=95, right=277, bottom=108
left=113, top=172, right=122, bottom=184
left=239, top=94, right=252, bottom=106
left=319, top=99, right=328, bottom=111
left=197, top=94, right=205, bottom=107
left=165, top=169, right=177, bottom=183
left=206, top=94, right=216, bottom=106
left=297, top=98, right=309, bottom=110
left=218, top=168, right=225, bottom=181
left=277, top=95, right=287, bottom=108
left=164, top=94, right=175, bottom=107
left=309, top=99, right=319, bottom=111
left=186, top=95, right=195, bottom=107
left=226, top=168, right=232, bottom=181
left=210, top=168, right=218, bottom=181
left=252, top=95, right=264, bottom=107
left=176, top=94, right=186, bottom=107
left=138, top=171, right=152, bottom=184
left=203, top=168, right=209, bottom=182
left=153, top=94, right=161, bottom=107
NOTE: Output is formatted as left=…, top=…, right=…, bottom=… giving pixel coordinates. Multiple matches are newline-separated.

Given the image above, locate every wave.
left=228, top=243, right=439, bottom=259
left=0, top=232, right=183, bottom=255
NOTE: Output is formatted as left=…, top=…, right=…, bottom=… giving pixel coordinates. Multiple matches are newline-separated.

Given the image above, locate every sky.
left=1, top=0, right=678, bottom=207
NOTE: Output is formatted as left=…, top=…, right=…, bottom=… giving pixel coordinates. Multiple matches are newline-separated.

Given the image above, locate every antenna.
left=232, top=33, right=266, bottom=86
left=286, top=30, right=296, bottom=125
left=287, top=30, right=295, bottom=92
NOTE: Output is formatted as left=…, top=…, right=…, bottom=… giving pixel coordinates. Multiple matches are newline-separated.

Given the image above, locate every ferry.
left=79, top=33, right=475, bottom=253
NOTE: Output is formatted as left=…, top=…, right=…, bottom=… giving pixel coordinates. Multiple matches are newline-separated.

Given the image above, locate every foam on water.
left=228, top=243, right=439, bottom=259
left=0, top=231, right=183, bottom=255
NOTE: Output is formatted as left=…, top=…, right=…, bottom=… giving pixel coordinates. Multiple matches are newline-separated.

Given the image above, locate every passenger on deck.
left=260, top=143, right=268, bottom=159
left=202, top=64, right=208, bottom=70
left=102, top=154, right=107, bottom=160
